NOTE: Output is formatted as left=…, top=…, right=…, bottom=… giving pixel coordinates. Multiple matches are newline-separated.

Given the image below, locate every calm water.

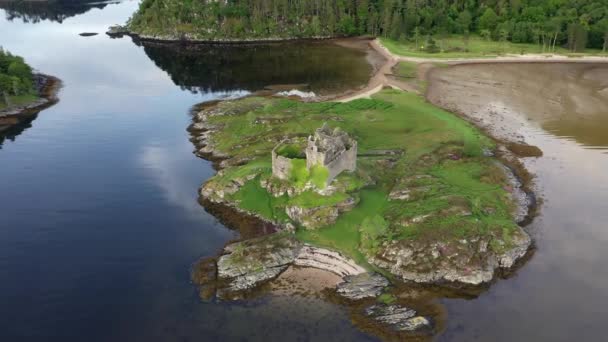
left=428, top=63, right=608, bottom=341
left=3, top=1, right=608, bottom=341
left=0, top=2, right=375, bottom=341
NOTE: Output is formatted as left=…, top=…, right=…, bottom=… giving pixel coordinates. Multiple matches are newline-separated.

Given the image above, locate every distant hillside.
left=127, top=0, right=607, bottom=51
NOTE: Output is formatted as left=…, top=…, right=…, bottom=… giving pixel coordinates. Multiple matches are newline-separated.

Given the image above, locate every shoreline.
left=0, top=74, right=61, bottom=130
left=107, top=26, right=354, bottom=46
left=186, top=37, right=544, bottom=285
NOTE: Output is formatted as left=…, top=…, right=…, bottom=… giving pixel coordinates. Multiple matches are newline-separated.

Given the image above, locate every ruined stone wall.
left=323, top=142, right=357, bottom=185
left=271, top=149, right=293, bottom=180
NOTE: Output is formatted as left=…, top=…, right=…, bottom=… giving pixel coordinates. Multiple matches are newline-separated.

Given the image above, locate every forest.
left=128, top=0, right=608, bottom=52
left=0, top=49, right=36, bottom=107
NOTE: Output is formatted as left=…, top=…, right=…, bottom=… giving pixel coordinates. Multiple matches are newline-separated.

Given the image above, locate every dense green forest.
left=0, top=49, right=36, bottom=107
left=128, top=0, right=608, bottom=51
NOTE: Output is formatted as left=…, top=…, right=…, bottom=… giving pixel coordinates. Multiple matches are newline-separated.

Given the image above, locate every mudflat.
left=426, top=62, right=608, bottom=147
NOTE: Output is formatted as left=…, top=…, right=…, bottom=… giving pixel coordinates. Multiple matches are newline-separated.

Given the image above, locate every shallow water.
left=428, top=63, right=608, bottom=341
left=0, top=2, right=375, bottom=341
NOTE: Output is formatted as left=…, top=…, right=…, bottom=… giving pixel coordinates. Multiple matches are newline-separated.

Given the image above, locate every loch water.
left=0, top=2, right=375, bottom=341
left=2, top=1, right=608, bottom=342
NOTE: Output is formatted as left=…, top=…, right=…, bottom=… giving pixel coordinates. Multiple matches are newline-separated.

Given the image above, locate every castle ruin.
left=271, top=124, right=357, bottom=188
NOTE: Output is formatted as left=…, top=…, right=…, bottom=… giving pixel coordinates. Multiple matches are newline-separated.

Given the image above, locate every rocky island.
left=189, top=87, right=533, bottom=336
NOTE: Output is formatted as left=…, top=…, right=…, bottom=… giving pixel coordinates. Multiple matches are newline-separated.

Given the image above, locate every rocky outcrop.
left=286, top=196, right=357, bottom=229
left=368, top=227, right=531, bottom=286
left=335, top=272, right=389, bottom=300
left=285, top=205, right=339, bottom=229
left=216, top=234, right=302, bottom=294
left=199, top=234, right=375, bottom=298
left=498, top=162, right=532, bottom=224
left=364, top=304, right=432, bottom=332
left=0, top=74, right=59, bottom=118
left=294, top=245, right=366, bottom=277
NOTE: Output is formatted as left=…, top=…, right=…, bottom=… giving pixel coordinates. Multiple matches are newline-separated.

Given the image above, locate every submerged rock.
left=365, top=304, right=432, bottom=332
left=336, top=272, right=389, bottom=300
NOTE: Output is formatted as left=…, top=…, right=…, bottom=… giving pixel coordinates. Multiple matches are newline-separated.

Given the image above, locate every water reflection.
left=0, top=2, right=380, bottom=341
left=427, top=62, right=608, bottom=341
left=0, top=112, right=37, bottom=148
left=0, top=0, right=120, bottom=23
left=139, top=40, right=375, bottom=95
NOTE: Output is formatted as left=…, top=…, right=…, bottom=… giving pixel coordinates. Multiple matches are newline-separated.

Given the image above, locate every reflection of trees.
left=0, top=0, right=114, bottom=23
left=138, top=41, right=371, bottom=94
left=0, top=113, right=38, bottom=149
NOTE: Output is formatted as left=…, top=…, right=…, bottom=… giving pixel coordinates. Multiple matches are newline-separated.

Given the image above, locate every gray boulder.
left=217, top=234, right=302, bottom=293
left=365, top=304, right=432, bottom=332
left=336, top=273, right=389, bottom=300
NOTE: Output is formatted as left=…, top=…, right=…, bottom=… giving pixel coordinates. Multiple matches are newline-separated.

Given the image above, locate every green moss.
left=231, top=177, right=289, bottom=222
left=202, top=89, right=520, bottom=262
left=378, top=293, right=397, bottom=305
left=309, top=164, right=329, bottom=189
left=359, top=215, right=390, bottom=255
left=288, top=191, right=348, bottom=208
left=297, top=188, right=388, bottom=266
left=289, top=159, right=310, bottom=188
left=276, top=143, right=304, bottom=159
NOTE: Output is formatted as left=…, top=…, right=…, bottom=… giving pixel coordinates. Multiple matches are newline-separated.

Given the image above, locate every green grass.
left=276, top=143, right=304, bottom=159
left=231, top=176, right=289, bottom=222
left=394, top=61, right=418, bottom=78
left=204, top=89, right=520, bottom=263
left=381, top=35, right=606, bottom=59
left=0, top=94, right=39, bottom=111
left=288, top=190, right=348, bottom=208
left=309, top=164, right=329, bottom=189
left=296, top=188, right=388, bottom=266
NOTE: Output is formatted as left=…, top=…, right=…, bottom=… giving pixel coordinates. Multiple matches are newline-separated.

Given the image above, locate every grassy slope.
left=0, top=94, right=39, bottom=111
left=381, top=35, right=606, bottom=58
left=204, top=90, right=519, bottom=263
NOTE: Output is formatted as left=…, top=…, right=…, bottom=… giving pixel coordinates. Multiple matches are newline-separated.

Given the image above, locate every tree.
left=413, top=26, right=421, bottom=50
left=499, top=28, right=510, bottom=53
left=480, top=29, right=491, bottom=41
left=479, top=8, right=499, bottom=33
left=597, top=18, right=608, bottom=53
left=568, top=23, right=588, bottom=52
left=457, top=10, right=472, bottom=51
left=547, top=17, right=563, bottom=52
left=0, top=73, right=12, bottom=105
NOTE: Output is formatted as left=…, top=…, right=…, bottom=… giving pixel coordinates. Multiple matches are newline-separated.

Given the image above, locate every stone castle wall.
left=271, top=147, right=293, bottom=180
left=322, top=141, right=357, bottom=184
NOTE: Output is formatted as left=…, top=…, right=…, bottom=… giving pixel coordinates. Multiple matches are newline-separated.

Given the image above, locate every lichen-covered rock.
left=365, top=304, right=432, bottom=332
left=368, top=226, right=531, bottom=285
left=217, top=233, right=302, bottom=293
left=286, top=205, right=339, bottom=229
left=336, top=273, right=389, bottom=300
left=286, top=196, right=357, bottom=230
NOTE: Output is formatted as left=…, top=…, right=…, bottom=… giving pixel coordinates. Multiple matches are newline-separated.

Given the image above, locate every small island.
left=189, top=89, right=533, bottom=335
left=0, top=48, right=60, bottom=131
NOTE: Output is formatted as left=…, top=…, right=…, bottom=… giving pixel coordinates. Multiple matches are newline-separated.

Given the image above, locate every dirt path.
left=337, top=39, right=608, bottom=103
